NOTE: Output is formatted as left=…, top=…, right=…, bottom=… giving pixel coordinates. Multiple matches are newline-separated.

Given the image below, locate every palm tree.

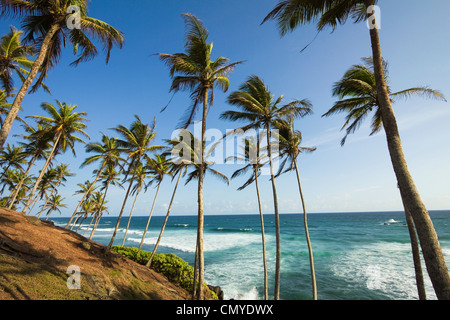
left=275, top=121, right=317, bottom=300
left=227, top=134, right=269, bottom=300
left=36, top=164, right=74, bottom=219
left=323, top=58, right=446, bottom=300
left=0, top=0, right=124, bottom=148
left=22, top=100, right=89, bottom=214
left=69, top=180, right=97, bottom=229
left=7, top=123, right=51, bottom=208
left=107, top=116, right=162, bottom=249
left=0, top=26, right=50, bottom=94
left=0, top=143, right=27, bottom=181
left=42, top=194, right=66, bottom=220
left=137, top=153, right=172, bottom=251
left=262, top=0, right=450, bottom=300
left=158, top=13, right=241, bottom=299
left=28, top=167, right=56, bottom=215
left=221, top=74, right=312, bottom=300
left=65, top=134, right=122, bottom=228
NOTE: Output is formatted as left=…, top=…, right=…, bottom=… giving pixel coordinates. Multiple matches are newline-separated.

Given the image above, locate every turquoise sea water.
left=51, top=210, right=450, bottom=300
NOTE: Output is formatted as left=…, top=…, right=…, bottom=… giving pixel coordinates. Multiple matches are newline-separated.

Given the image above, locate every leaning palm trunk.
left=90, top=181, right=112, bottom=240
left=369, top=20, right=450, bottom=300
left=83, top=214, right=96, bottom=236
left=122, top=186, right=142, bottom=247
left=254, top=167, right=269, bottom=300
left=138, top=181, right=162, bottom=251
left=0, top=24, right=59, bottom=148
left=22, top=131, right=62, bottom=214
left=293, top=158, right=317, bottom=300
left=402, top=197, right=427, bottom=300
left=147, top=169, right=183, bottom=267
left=65, top=162, right=106, bottom=229
left=108, top=174, right=135, bottom=249
left=266, top=123, right=281, bottom=300
left=8, top=155, right=38, bottom=208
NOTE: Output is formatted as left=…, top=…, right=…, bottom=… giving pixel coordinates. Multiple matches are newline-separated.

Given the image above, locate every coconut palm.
left=0, top=26, right=50, bottom=94
left=323, top=58, right=446, bottom=300
left=158, top=13, right=241, bottom=299
left=227, top=134, right=269, bottom=300
left=137, top=153, right=172, bottom=251
left=65, top=134, right=122, bottom=228
left=22, top=100, right=89, bottom=214
left=36, top=164, right=74, bottom=219
left=323, top=57, right=446, bottom=145
left=0, top=0, right=124, bottom=148
left=263, top=0, right=450, bottom=299
left=274, top=121, right=317, bottom=300
left=42, top=194, right=66, bottom=219
left=7, top=123, right=51, bottom=208
left=0, top=143, right=27, bottom=181
left=107, top=116, right=162, bottom=249
left=69, top=180, right=97, bottom=229
left=221, top=74, right=312, bottom=300
left=28, top=167, right=57, bottom=215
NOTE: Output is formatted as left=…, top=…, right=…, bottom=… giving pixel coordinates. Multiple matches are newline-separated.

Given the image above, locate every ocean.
left=50, top=210, right=450, bottom=300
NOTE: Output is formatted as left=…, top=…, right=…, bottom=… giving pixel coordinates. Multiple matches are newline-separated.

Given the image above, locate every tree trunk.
left=138, top=181, right=161, bottom=251
left=369, top=21, right=450, bottom=299
left=89, top=181, right=111, bottom=240
left=294, top=158, right=317, bottom=300
left=22, top=132, right=61, bottom=214
left=266, top=123, right=281, bottom=300
left=8, top=155, right=38, bottom=208
left=196, top=87, right=209, bottom=300
left=254, top=167, right=269, bottom=300
left=83, top=214, right=96, bottom=236
left=147, top=169, right=183, bottom=267
left=403, top=198, right=427, bottom=300
left=122, top=186, right=142, bottom=247
left=65, top=162, right=106, bottom=229
left=0, top=24, right=59, bottom=149
left=107, top=174, right=135, bottom=249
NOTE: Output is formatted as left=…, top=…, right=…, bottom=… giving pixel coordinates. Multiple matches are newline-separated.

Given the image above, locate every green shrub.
left=111, top=246, right=216, bottom=298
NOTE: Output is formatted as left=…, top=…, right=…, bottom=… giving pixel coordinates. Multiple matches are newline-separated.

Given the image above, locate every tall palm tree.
left=158, top=13, right=241, bottom=299
left=221, top=74, right=312, bottom=300
left=107, top=116, right=162, bottom=249
left=137, top=153, right=172, bottom=251
left=28, top=167, right=56, bottom=215
left=65, top=133, right=122, bottom=228
left=0, top=143, right=27, bottom=181
left=263, top=0, right=450, bottom=299
left=227, top=134, right=269, bottom=300
left=7, top=123, right=51, bottom=208
left=22, top=100, right=89, bottom=214
left=275, top=121, right=317, bottom=300
left=69, top=180, right=97, bottom=229
left=0, top=26, right=49, bottom=94
left=323, top=57, right=446, bottom=300
left=0, top=0, right=124, bottom=148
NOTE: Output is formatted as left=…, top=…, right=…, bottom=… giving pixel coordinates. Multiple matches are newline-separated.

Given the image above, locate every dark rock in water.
left=208, top=285, right=224, bottom=300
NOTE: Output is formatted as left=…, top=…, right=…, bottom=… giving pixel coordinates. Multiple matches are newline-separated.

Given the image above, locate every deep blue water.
left=51, top=210, right=450, bottom=300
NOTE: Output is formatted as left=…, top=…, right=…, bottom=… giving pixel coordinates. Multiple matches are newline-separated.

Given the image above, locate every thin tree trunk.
left=266, top=123, right=281, bottom=300
left=108, top=175, right=135, bottom=249
left=8, top=155, right=37, bottom=208
left=89, top=213, right=102, bottom=240
left=254, top=167, right=268, bottom=300
left=122, top=186, right=142, bottom=247
left=83, top=214, right=96, bottom=236
left=22, top=132, right=61, bottom=214
left=400, top=194, right=427, bottom=300
left=196, top=87, right=209, bottom=300
left=90, top=181, right=111, bottom=240
left=147, top=169, right=183, bottom=267
left=294, top=158, right=317, bottom=300
left=138, top=181, right=161, bottom=251
left=369, top=20, right=450, bottom=300
left=192, top=244, right=199, bottom=299
left=0, top=24, right=59, bottom=149
left=65, top=162, right=106, bottom=229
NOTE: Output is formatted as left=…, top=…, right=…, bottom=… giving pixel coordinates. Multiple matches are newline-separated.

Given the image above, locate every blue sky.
left=1, top=0, right=450, bottom=217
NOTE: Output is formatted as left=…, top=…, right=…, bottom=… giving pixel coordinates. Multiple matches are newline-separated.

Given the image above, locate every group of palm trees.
left=0, top=0, right=449, bottom=301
